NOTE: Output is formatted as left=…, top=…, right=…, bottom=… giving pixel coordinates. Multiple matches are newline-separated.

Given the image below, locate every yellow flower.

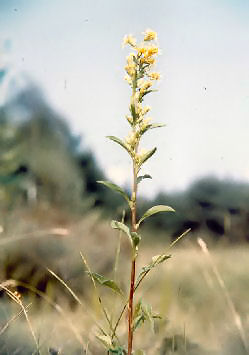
left=143, top=29, right=157, bottom=41
left=140, top=56, right=156, bottom=65
left=136, top=78, right=144, bottom=88
left=140, top=117, right=152, bottom=132
left=136, top=46, right=148, bottom=56
left=124, top=74, right=132, bottom=85
left=126, top=131, right=137, bottom=147
left=123, top=34, right=136, bottom=47
left=146, top=45, right=159, bottom=57
left=141, top=106, right=151, bottom=115
left=136, top=148, right=149, bottom=163
left=148, top=72, right=160, bottom=80
left=140, top=81, right=152, bottom=95
left=125, top=65, right=135, bottom=77
left=126, top=115, right=133, bottom=124
left=139, top=148, right=148, bottom=155
left=126, top=53, right=136, bottom=64
left=125, top=53, right=137, bottom=77
left=136, top=102, right=144, bottom=116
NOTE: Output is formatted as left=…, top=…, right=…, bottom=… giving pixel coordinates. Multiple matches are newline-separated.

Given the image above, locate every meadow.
left=0, top=207, right=248, bottom=354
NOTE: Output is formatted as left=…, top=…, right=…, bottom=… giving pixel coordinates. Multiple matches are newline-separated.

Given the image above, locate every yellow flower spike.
left=143, top=29, right=157, bottom=41
left=148, top=72, right=161, bottom=80
left=122, top=34, right=137, bottom=47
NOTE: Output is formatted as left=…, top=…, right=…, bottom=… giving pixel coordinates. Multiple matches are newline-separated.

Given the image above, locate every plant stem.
left=128, top=157, right=138, bottom=355
left=128, top=258, right=136, bottom=354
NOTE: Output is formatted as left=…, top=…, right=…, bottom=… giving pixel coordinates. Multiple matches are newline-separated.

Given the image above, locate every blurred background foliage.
left=0, top=70, right=248, bottom=243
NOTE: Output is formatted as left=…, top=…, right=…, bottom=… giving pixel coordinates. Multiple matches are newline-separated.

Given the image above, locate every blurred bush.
left=142, top=177, right=249, bottom=243
left=0, top=62, right=248, bottom=243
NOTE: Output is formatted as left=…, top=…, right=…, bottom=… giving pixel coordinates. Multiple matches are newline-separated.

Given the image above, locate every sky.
left=0, top=0, right=249, bottom=197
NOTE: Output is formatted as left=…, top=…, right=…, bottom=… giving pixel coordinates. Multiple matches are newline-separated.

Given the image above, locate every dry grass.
left=0, top=209, right=248, bottom=354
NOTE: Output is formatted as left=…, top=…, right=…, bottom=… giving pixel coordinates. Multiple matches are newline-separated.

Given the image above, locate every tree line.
left=0, top=83, right=248, bottom=242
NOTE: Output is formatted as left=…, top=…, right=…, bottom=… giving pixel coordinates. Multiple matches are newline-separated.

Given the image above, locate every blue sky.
left=1, top=0, right=249, bottom=197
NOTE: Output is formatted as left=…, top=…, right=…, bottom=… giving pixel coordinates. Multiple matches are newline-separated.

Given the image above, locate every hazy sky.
left=1, top=0, right=249, bottom=197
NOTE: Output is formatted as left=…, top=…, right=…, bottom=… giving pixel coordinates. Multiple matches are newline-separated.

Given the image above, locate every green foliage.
left=86, top=272, right=123, bottom=296
left=98, top=180, right=131, bottom=206
left=111, top=220, right=133, bottom=246
left=137, top=205, right=175, bottom=227
left=138, top=147, right=157, bottom=168
left=107, top=135, right=131, bottom=155
left=137, top=174, right=152, bottom=184
left=136, top=254, right=171, bottom=288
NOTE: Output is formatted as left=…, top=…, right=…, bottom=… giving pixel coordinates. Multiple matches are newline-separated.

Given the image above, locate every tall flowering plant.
left=96, top=29, right=176, bottom=354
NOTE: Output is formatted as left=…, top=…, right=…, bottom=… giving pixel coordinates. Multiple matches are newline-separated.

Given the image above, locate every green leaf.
left=111, top=220, right=133, bottom=246
left=133, top=301, right=157, bottom=334
left=111, top=220, right=140, bottom=250
left=137, top=174, right=152, bottom=184
left=140, top=123, right=165, bottom=137
left=135, top=254, right=171, bottom=288
left=137, top=205, right=175, bottom=227
left=150, top=123, right=166, bottom=129
left=142, top=304, right=155, bottom=333
left=87, top=272, right=123, bottom=296
left=109, top=347, right=126, bottom=354
left=133, top=299, right=142, bottom=319
left=152, top=254, right=171, bottom=265
left=138, top=147, right=157, bottom=167
left=106, top=136, right=131, bottom=155
left=97, top=181, right=130, bottom=204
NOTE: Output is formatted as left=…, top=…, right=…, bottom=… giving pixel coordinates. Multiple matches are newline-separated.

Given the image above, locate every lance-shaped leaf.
left=137, top=205, right=175, bottom=227
left=133, top=301, right=157, bottom=333
left=111, top=220, right=133, bottom=246
left=150, top=123, right=166, bottom=129
left=137, top=174, right=152, bottom=184
left=142, top=304, right=155, bottom=333
left=140, top=123, right=166, bottom=137
left=106, top=136, right=131, bottom=155
left=135, top=254, right=171, bottom=288
left=140, top=89, right=158, bottom=101
left=86, top=272, right=123, bottom=296
left=97, top=181, right=131, bottom=205
left=152, top=254, right=171, bottom=265
left=138, top=147, right=157, bottom=167
left=133, top=300, right=146, bottom=331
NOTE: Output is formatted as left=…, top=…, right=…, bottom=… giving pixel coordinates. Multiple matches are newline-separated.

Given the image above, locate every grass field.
left=0, top=209, right=248, bottom=354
